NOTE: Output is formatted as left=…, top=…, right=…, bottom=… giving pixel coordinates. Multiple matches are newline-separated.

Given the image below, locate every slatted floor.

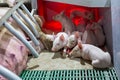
left=20, top=68, right=118, bottom=80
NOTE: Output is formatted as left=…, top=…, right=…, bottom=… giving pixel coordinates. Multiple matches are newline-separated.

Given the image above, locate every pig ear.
left=52, top=32, right=56, bottom=40
left=60, top=34, right=65, bottom=41
left=74, top=31, right=79, bottom=39
left=77, top=40, right=82, bottom=49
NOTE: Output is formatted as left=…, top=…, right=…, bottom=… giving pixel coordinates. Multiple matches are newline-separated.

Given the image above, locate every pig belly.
left=6, top=37, right=28, bottom=75
left=0, top=30, right=28, bottom=80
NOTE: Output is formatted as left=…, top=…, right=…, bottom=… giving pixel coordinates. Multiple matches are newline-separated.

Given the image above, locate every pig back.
left=82, top=29, right=98, bottom=46
left=61, top=16, right=76, bottom=33
left=92, top=23, right=105, bottom=46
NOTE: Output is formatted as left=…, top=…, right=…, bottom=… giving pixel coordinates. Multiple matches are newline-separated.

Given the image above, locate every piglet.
left=90, top=22, right=105, bottom=47
left=51, top=32, right=68, bottom=52
left=62, top=31, right=82, bottom=57
left=75, top=17, right=87, bottom=32
left=69, top=40, right=111, bottom=68
left=67, top=31, right=82, bottom=49
left=53, top=11, right=76, bottom=34
left=70, top=9, right=94, bottom=20
left=82, top=23, right=98, bottom=46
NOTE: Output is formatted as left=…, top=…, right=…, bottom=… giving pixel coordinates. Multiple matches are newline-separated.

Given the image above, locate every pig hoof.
left=62, top=53, right=67, bottom=58
left=69, top=56, right=74, bottom=59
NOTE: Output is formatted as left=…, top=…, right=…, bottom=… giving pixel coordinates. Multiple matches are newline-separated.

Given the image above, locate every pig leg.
left=63, top=48, right=66, bottom=57
left=62, top=48, right=68, bottom=58
left=80, top=58, right=85, bottom=65
left=62, top=45, right=72, bottom=58
left=91, top=59, right=101, bottom=68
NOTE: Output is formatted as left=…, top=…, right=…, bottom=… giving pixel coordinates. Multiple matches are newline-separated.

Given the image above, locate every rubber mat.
left=20, top=68, right=118, bottom=80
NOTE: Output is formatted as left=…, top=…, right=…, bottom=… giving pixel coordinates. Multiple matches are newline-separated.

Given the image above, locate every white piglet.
left=67, top=31, right=82, bottom=49
left=62, top=31, right=82, bottom=57
left=69, top=40, right=111, bottom=68
left=51, top=32, right=68, bottom=52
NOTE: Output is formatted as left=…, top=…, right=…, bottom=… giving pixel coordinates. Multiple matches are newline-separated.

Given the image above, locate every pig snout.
left=51, top=47, right=55, bottom=51
left=51, top=47, right=59, bottom=52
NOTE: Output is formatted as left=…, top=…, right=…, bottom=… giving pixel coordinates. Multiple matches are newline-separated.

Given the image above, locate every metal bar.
left=0, top=0, right=27, bottom=27
left=21, top=4, right=37, bottom=23
left=17, top=9, right=40, bottom=38
left=20, top=4, right=40, bottom=30
left=31, top=0, right=38, bottom=10
left=0, top=65, right=22, bottom=80
left=31, top=9, right=37, bottom=16
left=4, top=22, right=39, bottom=58
left=12, top=13, right=40, bottom=46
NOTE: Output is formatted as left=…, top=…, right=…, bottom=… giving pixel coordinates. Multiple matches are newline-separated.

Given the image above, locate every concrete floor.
left=27, top=50, right=93, bottom=70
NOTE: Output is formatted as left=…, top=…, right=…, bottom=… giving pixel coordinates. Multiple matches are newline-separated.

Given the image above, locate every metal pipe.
left=0, top=0, right=26, bottom=27
left=0, top=65, right=22, bottom=80
left=17, top=9, right=40, bottom=38
left=31, top=9, right=37, bottom=16
left=4, top=22, right=39, bottom=58
left=21, top=4, right=40, bottom=38
left=21, top=4, right=37, bottom=23
left=12, top=13, right=40, bottom=46
left=31, top=0, right=38, bottom=10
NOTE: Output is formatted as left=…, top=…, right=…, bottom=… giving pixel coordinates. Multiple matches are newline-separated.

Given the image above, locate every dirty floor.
left=27, top=50, right=93, bottom=70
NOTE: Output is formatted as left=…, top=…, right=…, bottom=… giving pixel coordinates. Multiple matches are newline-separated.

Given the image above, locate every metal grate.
left=20, top=68, right=118, bottom=80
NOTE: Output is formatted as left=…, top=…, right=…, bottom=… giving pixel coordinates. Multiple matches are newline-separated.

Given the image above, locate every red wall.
left=37, top=0, right=100, bottom=33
